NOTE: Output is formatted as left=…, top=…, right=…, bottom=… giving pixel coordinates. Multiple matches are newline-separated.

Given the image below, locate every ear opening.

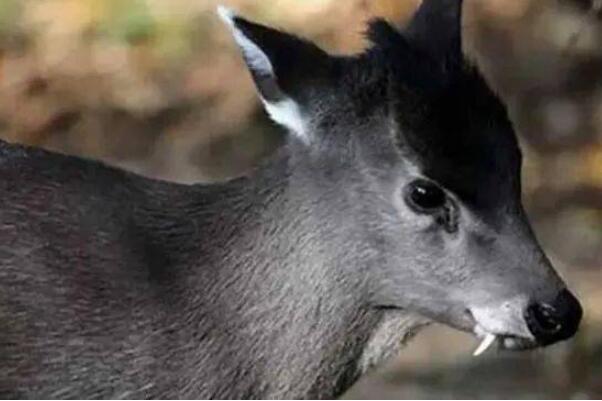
left=218, top=6, right=330, bottom=141
left=218, top=6, right=283, bottom=102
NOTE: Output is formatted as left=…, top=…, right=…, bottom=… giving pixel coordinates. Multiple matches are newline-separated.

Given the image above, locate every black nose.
left=525, top=289, right=583, bottom=346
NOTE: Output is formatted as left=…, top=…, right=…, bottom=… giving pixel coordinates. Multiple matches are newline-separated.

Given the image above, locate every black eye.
left=405, top=180, right=447, bottom=213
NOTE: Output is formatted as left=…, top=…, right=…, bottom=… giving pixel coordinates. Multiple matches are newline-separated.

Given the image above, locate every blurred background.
left=0, top=0, right=599, bottom=398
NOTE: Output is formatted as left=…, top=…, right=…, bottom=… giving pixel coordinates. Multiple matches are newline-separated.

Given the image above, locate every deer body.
left=0, top=140, right=423, bottom=398
left=0, top=0, right=582, bottom=398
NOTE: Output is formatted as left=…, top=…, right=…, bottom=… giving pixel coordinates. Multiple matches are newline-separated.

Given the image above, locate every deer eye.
left=405, top=180, right=447, bottom=214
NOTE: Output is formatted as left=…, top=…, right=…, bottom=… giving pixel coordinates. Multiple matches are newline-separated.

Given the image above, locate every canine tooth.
left=473, top=333, right=496, bottom=356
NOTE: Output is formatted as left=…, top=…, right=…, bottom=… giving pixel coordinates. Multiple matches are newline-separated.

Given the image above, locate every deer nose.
left=525, top=289, right=582, bottom=346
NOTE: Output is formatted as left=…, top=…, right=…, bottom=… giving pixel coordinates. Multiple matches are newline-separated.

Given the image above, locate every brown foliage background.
left=0, top=0, right=600, bottom=398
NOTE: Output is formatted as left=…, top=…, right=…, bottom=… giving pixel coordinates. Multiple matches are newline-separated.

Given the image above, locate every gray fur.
left=0, top=141, right=425, bottom=398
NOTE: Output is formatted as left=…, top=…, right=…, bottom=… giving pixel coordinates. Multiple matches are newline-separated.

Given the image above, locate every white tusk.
left=473, top=333, right=496, bottom=356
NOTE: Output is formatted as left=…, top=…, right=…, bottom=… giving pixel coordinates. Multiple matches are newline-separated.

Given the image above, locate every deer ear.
left=218, top=6, right=330, bottom=141
left=405, top=0, right=464, bottom=64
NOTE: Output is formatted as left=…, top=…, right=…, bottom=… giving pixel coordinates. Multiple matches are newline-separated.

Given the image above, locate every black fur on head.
left=364, top=0, right=465, bottom=91
left=354, top=8, right=522, bottom=210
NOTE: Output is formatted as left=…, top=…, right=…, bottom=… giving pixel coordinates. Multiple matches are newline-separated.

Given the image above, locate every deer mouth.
left=435, top=305, right=538, bottom=356
left=466, top=302, right=541, bottom=356
left=405, top=305, right=538, bottom=356
left=472, top=324, right=537, bottom=356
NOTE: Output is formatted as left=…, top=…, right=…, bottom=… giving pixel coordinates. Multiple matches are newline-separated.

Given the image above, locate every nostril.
left=526, top=303, right=561, bottom=334
left=525, top=289, right=583, bottom=346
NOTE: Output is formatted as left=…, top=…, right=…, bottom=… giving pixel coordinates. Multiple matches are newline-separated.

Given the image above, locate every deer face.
left=219, top=0, right=582, bottom=354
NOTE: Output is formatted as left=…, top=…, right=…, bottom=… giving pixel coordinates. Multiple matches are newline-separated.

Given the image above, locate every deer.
left=0, top=0, right=582, bottom=398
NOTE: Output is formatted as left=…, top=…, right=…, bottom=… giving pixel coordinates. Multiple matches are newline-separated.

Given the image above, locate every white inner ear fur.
left=218, top=5, right=273, bottom=76
left=262, top=98, right=307, bottom=140
left=217, top=5, right=309, bottom=141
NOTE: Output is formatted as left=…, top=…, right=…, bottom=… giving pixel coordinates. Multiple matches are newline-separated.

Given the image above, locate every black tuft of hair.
left=362, top=18, right=458, bottom=94
left=365, top=18, right=407, bottom=53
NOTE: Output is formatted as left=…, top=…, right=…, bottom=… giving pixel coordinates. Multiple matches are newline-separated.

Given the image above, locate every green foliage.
left=97, top=0, right=198, bottom=62
left=0, top=0, right=22, bottom=37
left=101, top=0, right=156, bottom=45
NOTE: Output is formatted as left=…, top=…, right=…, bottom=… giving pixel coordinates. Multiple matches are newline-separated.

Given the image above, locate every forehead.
left=331, top=27, right=522, bottom=209
left=395, top=70, right=522, bottom=209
